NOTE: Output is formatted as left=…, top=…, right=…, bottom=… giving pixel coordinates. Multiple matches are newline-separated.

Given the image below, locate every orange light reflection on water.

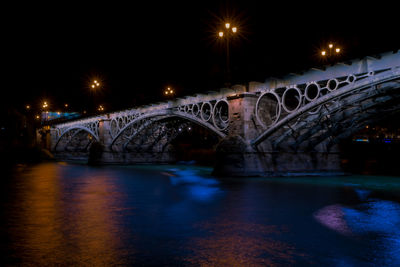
left=12, top=163, right=127, bottom=266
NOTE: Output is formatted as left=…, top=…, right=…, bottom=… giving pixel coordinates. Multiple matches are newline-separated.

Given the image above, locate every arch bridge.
left=44, top=50, right=400, bottom=176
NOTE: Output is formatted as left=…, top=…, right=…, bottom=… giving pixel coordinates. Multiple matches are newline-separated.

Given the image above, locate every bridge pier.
left=213, top=92, right=269, bottom=176
left=213, top=92, right=343, bottom=176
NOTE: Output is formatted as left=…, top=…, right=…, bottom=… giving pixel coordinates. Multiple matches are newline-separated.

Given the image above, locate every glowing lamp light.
left=321, top=51, right=326, bottom=56
left=329, top=44, right=333, bottom=48
left=219, top=31, right=224, bottom=37
left=335, top=48, right=341, bottom=53
left=232, top=27, right=237, bottom=33
left=225, top=23, right=230, bottom=29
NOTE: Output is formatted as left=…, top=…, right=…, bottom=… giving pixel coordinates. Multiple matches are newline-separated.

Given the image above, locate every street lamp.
left=164, top=87, right=174, bottom=97
left=91, top=80, right=101, bottom=90
left=218, top=22, right=238, bottom=85
left=97, top=105, right=105, bottom=112
left=321, top=43, right=341, bottom=58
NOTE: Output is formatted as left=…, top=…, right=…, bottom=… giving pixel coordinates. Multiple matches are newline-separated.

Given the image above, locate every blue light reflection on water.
left=168, top=169, right=221, bottom=202
left=2, top=163, right=400, bottom=266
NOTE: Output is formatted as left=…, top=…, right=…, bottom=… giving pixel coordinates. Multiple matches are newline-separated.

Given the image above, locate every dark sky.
left=4, top=1, right=399, bottom=113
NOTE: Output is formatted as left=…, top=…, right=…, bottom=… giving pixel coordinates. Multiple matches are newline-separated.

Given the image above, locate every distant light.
left=335, top=48, right=341, bottom=53
left=321, top=51, right=326, bottom=56
left=219, top=31, right=224, bottom=37
left=232, top=27, right=237, bottom=33
left=225, top=23, right=230, bottom=29
left=94, top=80, right=97, bottom=83
left=26, top=105, right=30, bottom=109
left=329, top=44, right=333, bottom=48
left=354, top=138, right=369, bottom=143
left=65, top=104, right=68, bottom=107
left=91, top=84, right=95, bottom=88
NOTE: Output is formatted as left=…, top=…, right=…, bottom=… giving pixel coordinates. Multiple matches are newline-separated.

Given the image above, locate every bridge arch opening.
left=212, top=100, right=229, bottom=131
left=305, top=82, right=320, bottom=101
left=121, top=116, right=222, bottom=165
left=256, top=92, right=281, bottom=128
left=282, top=87, right=302, bottom=113
left=53, top=127, right=97, bottom=162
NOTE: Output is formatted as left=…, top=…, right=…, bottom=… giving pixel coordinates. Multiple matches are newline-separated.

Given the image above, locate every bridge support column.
left=88, top=118, right=113, bottom=164
left=213, top=92, right=343, bottom=177
left=213, top=92, right=268, bottom=176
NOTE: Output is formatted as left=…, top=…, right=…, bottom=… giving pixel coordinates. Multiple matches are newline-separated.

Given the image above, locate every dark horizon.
left=3, top=1, right=399, bottom=113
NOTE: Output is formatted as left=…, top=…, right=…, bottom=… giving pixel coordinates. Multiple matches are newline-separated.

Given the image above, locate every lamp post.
left=164, top=87, right=174, bottom=97
left=321, top=43, right=341, bottom=63
left=219, top=22, right=237, bottom=86
left=90, top=79, right=102, bottom=114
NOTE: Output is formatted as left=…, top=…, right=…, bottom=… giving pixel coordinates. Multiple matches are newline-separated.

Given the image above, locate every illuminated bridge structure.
left=45, top=50, right=400, bottom=176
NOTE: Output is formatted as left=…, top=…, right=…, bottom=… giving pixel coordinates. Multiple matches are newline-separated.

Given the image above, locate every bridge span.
left=39, top=50, right=400, bottom=176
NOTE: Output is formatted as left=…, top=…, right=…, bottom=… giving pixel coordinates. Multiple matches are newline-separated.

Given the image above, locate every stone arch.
left=252, top=72, right=400, bottom=151
left=109, top=110, right=226, bottom=151
left=53, top=126, right=99, bottom=151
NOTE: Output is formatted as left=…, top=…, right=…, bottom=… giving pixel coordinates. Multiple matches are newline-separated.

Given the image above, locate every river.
left=1, top=162, right=400, bottom=266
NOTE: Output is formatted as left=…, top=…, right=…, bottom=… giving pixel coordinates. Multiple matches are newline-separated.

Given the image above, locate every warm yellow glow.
left=335, top=48, right=341, bottom=53
left=94, top=80, right=97, bottom=83
left=225, top=23, right=230, bottom=29
left=329, top=44, right=333, bottom=48
left=321, top=51, right=326, bottom=56
left=219, top=31, right=224, bottom=37
left=65, top=104, right=68, bottom=107
left=36, top=115, right=40, bottom=119
left=165, top=91, right=169, bottom=95
left=26, top=105, right=30, bottom=109
left=232, top=27, right=237, bottom=33
left=92, top=84, right=95, bottom=88
left=170, top=90, right=173, bottom=94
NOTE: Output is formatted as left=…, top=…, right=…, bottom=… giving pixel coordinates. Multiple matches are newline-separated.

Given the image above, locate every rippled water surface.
left=2, top=162, right=400, bottom=266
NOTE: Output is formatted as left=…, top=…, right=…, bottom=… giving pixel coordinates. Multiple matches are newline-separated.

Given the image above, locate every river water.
left=1, top=162, right=400, bottom=266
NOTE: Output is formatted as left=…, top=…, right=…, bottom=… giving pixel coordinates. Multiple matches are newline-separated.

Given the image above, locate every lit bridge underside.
left=43, top=50, right=400, bottom=176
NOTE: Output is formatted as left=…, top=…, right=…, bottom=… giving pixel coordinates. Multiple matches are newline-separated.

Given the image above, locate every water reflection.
left=314, top=190, right=400, bottom=266
left=166, top=169, right=221, bottom=202
left=2, top=163, right=400, bottom=266
left=3, top=163, right=126, bottom=266
left=184, top=220, right=304, bottom=266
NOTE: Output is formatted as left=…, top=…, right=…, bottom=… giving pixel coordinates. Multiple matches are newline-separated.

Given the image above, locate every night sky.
left=4, top=1, right=399, bottom=113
